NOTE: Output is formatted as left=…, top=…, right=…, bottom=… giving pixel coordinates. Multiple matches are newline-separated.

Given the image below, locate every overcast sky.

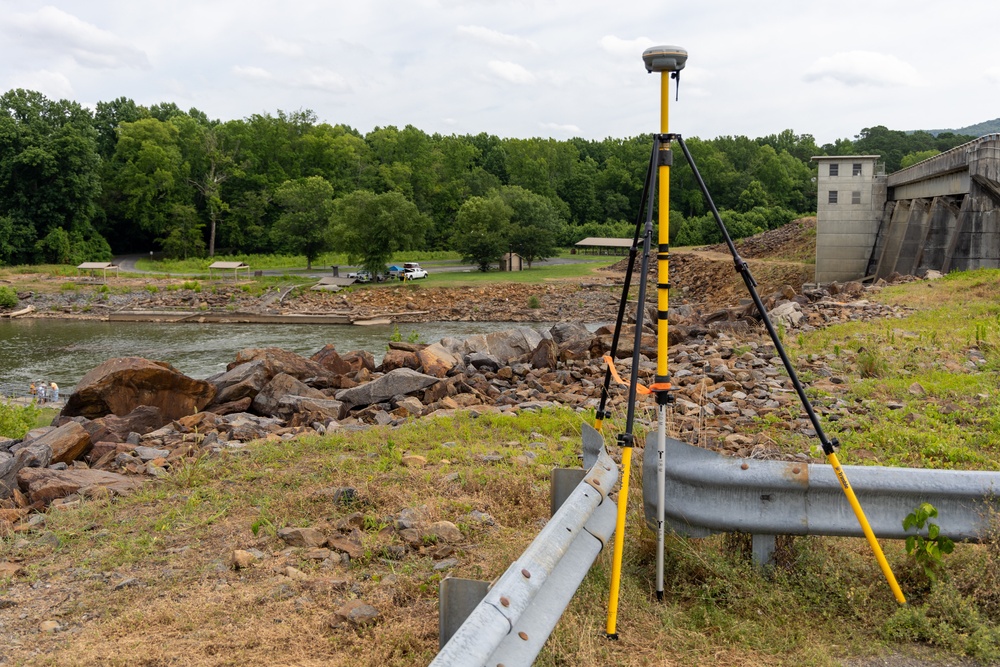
left=2, top=1, right=998, bottom=145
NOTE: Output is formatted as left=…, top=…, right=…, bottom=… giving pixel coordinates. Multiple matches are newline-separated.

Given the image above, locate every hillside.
left=925, top=117, right=1000, bottom=137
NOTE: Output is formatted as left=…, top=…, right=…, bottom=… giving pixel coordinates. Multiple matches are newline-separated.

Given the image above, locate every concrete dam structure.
left=813, top=134, right=1000, bottom=283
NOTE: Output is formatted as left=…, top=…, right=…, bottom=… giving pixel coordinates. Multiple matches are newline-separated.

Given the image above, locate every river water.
left=0, top=319, right=562, bottom=396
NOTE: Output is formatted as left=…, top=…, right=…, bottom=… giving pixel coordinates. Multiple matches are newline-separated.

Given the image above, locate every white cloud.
left=598, top=35, right=656, bottom=58
left=803, top=51, right=923, bottom=87
left=295, top=67, right=352, bottom=94
left=233, top=66, right=273, bottom=81
left=6, top=6, right=150, bottom=70
left=456, top=25, right=538, bottom=50
left=540, top=121, right=581, bottom=135
left=488, top=60, right=536, bottom=84
left=984, top=67, right=1000, bottom=84
left=264, top=36, right=305, bottom=58
left=8, top=69, right=74, bottom=99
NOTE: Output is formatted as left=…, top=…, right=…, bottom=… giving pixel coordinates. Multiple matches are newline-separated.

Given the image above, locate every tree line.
left=0, top=88, right=978, bottom=270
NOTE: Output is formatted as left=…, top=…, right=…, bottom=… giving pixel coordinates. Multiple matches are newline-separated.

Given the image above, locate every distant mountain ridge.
left=924, top=118, right=1000, bottom=137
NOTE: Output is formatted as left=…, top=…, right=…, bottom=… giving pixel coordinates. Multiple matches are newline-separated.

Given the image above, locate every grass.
left=4, top=399, right=1000, bottom=664
left=138, top=250, right=463, bottom=273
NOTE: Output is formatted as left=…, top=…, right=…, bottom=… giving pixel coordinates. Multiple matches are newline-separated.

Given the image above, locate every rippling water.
left=0, top=319, right=560, bottom=395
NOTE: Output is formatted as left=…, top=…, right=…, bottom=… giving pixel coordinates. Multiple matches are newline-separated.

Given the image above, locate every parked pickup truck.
left=401, top=266, right=428, bottom=280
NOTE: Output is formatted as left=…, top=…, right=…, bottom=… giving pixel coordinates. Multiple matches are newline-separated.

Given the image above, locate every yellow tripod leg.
left=827, top=451, right=906, bottom=604
left=605, top=446, right=633, bottom=637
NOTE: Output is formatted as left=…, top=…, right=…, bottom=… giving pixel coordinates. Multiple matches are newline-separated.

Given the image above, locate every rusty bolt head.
left=521, top=568, right=531, bottom=579
left=741, top=463, right=749, bottom=470
left=592, top=478, right=601, bottom=486
left=518, top=631, right=529, bottom=641
left=792, top=466, right=801, bottom=474
left=500, top=596, right=510, bottom=607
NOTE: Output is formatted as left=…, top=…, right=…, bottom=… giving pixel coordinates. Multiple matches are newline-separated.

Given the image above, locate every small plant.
left=857, top=347, right=888, bottom=378
left=833, top=344, right=841, bottom=357
left=903, top=502, right=955, bottom=583
left=144, top=284, right=159, bottom=294
left=0, top=286, right=17, bottom=309
left=389, top=325, right=402, bottom=342
left=182, top=280, right=201, bottom=292
left=527, top=295, right=541, bottom=309
left=59, top=282, right=78, bottom=292
left=406, top=330, right=422, bottom=344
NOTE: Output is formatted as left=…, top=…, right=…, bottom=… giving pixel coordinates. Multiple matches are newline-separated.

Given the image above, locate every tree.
left=188, top=126, right=242, bottom=256
left=452, top=195, right=512, bottom=271
left=271, top=176, right=334, bottom=269
left=498, top=186, right=563, bottom=268
left=900, top=150, right=940, bottom=169
left=330, top=190, right=429, bottom=276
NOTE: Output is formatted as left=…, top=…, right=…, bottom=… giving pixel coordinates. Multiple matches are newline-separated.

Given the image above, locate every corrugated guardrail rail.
left=642, top=434, right=1000, bottom=561
left=430, top=424, right=617, bottom=667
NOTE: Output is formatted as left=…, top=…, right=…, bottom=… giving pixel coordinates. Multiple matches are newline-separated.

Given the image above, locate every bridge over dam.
left=813, top=134, right=1000, bottom=283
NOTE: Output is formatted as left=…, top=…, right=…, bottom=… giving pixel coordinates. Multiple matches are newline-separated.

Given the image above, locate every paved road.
left=113, top=254, right=603, bottom=279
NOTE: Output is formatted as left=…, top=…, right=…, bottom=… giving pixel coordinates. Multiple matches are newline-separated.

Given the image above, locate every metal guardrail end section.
left=431, top=436, right=619, bottom=667
left=642, top=433, right=1000, bottom=544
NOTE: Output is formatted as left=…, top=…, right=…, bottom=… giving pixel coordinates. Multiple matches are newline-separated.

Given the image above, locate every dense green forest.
left=0, top=88, right=979, bottom=270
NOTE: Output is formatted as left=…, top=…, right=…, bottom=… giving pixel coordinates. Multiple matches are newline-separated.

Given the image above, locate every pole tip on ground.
left=656, top=590, right=664, bottom=601
left=605, top=633, right=619, bottom=641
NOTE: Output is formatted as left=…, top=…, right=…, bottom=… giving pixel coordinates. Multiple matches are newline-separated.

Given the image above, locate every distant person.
left=29, top=381, right=36, bottom=397
left=50, top=382, right=59, bottom=402
left=37, top=382, right=47, bottom=404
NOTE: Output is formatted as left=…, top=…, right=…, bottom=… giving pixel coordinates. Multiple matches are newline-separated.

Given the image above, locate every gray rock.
left=462, top=327, right=544, bottom=364
left=133, top=446, right=170, bottom=461
left=335, top=368, right=439, bottom=407
left=549, top=322, right=590, bottom=344
left=251, top=373, right=326, bottom=417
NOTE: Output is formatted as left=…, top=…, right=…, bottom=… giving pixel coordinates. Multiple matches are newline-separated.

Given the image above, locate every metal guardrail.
left=642, top=434, right=1000, bottom=559
left=431, top=423, right=617, bottom=667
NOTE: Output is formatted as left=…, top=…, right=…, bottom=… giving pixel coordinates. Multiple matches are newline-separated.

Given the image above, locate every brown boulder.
left=251, top=373, right=327, bottom=418
left=417, top=343, right=460, bottom=378
left=380, top=349, right=420, bottom=372
left=311, top=345, right=353, bottom=375
left=340, top=350, right=376, bottom=374
left=61, top=357, right=216, bottom=421
left=93, top=405, right=166, bottom=440
left=17, top=468, right=143, bottom=504
left=227, top=348, right=331, bottom=382
left=25, top=422, right=91, bottom=465
left=529, top=338, right=559, bottom=370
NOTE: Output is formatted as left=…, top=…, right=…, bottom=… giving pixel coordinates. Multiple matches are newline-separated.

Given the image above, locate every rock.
left=328, top=600, right=380, bottom=628
left=133, top=446, right=170, bottom=461
left=227, top=348, right=331, bottom=383
left=230, top=550, right=257, bottom=569
left=16, top=468, right=143, bottom=504
left=340, top=350, right=376, bottom=375
left=401, top=454, right=427, bottom=468
left=0, top=561, right=24, bottom=578
left=416, top=342, right=460, bottom=378
left=252, top=373, right=327, bottom=418
left=529, top=338, right=559, bottom=370
left=769, top=301, right=804, bottom=328
left=425, top=520, right=462, bottom=543
left=39, top=620, right=61, bottom=633
left=92, top=406, right=166, bottom=440
left=210, top=360, right=272, bottom=405
left=335, top=368, right=439, bottom=408
left=379, top=349, right=420, bottom=372
left=908, top=382, right=926, bottom=396
left=24, top=422, right=91, bottom=464
left=394, top=396, right=424, bottom=416
left=467, top=352, right=500, bottom=373
left=326, top=536, right=364, bottom=559
left=1, top=447, right=50, bottom=499
left=549, top=322, right=591, bottom=345
left=61, top=357, right=216, bottom=421
left=311, top=345, right=354, bottom=375
left=277, top=526, right=327, bottom=548
left=462, top=327, right=544, bottom=364
left=284, top=566, right=310, bottom=581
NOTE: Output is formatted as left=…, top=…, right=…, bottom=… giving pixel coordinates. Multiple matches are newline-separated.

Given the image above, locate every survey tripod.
left=596, top=45, right=905, bottom=640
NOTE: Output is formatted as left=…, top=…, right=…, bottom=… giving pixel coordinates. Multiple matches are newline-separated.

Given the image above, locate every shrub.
left=0, top=286, right=18, bottom=309
left=0, top=401, right=40, bottom=438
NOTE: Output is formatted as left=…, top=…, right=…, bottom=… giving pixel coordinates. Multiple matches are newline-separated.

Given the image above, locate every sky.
left=2, top=0, right=999, bottom=145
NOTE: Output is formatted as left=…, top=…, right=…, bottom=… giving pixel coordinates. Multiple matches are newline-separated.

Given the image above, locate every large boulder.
left=336, top=368, right=439, bottom=408
left=20, top=422, right=91, bottom=465
left=61, top=357, right=216, bottom=421
left=92, top=405, right=166, bottom=440
left=462, top=328, right=543, bottom=364
left=252, top=373, right=327, bottom=418
left=1, top=447, right=50, bottom=499
left=311, top=345, right=353, bottom=375
left=379, top=349, right=421, bottom=372
left=549, top=322, right=591, bottom=345
left=416, top=342, right=460, bottom=378
left=210, top=359, right=272, bottom=405
left=17, top=468, right=143, bottom=505
left=227, top=348, right=332, bottom=383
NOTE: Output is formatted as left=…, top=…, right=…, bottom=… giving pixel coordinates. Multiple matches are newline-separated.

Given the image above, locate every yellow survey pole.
left=656, top=69, right=671, bottom=374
